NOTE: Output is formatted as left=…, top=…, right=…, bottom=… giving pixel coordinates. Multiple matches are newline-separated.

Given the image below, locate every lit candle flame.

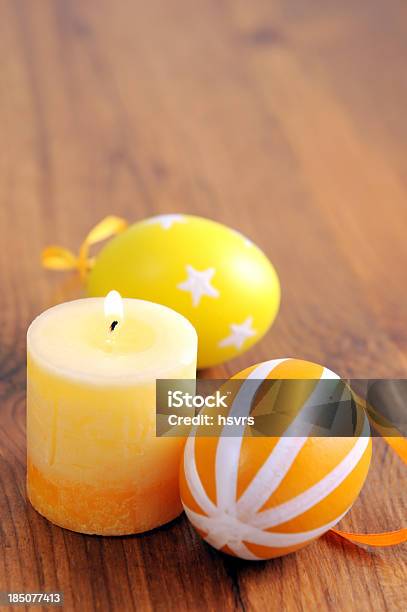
left=104, top=290, right=124, bottom=327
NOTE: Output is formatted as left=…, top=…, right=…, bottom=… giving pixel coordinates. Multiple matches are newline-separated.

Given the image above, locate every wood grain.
left=0, top=0, right=406, bottom=610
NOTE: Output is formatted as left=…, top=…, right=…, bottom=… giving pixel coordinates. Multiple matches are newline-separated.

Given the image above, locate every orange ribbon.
left=331, top=526, right=407, bottom=547
left=330, top=393, right=407, bottom=547
left=41, top=216, right=128, bottom=280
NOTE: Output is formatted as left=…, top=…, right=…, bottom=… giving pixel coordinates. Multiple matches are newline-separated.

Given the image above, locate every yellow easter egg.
left=87, top=214, right=280, bottom=368
left=180, top=358, right=372, bottom=560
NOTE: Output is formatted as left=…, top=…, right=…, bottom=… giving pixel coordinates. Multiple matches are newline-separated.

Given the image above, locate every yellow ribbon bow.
left=41, top=216, right=128, bottom=280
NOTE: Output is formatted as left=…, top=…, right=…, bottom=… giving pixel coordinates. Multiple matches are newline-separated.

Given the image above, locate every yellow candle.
left=27, top=293, right=197, bottom=535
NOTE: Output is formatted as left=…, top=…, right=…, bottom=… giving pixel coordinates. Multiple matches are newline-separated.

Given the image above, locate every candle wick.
left=110, top=320, right=119, bottom=332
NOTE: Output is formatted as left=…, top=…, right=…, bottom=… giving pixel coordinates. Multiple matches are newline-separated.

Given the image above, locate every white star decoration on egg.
left=177, top=265, right=220, bottom=307
left=146, top=214, right=187, bottom=230
left=219, top=316, right=257, bottom=350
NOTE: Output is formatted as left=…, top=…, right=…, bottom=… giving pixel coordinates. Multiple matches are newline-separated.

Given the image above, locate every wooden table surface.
left=0, top=0, right=406, bottom=610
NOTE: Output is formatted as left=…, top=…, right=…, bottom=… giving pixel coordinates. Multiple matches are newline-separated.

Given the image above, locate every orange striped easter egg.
left=180, top=358, right=372, bottom=560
